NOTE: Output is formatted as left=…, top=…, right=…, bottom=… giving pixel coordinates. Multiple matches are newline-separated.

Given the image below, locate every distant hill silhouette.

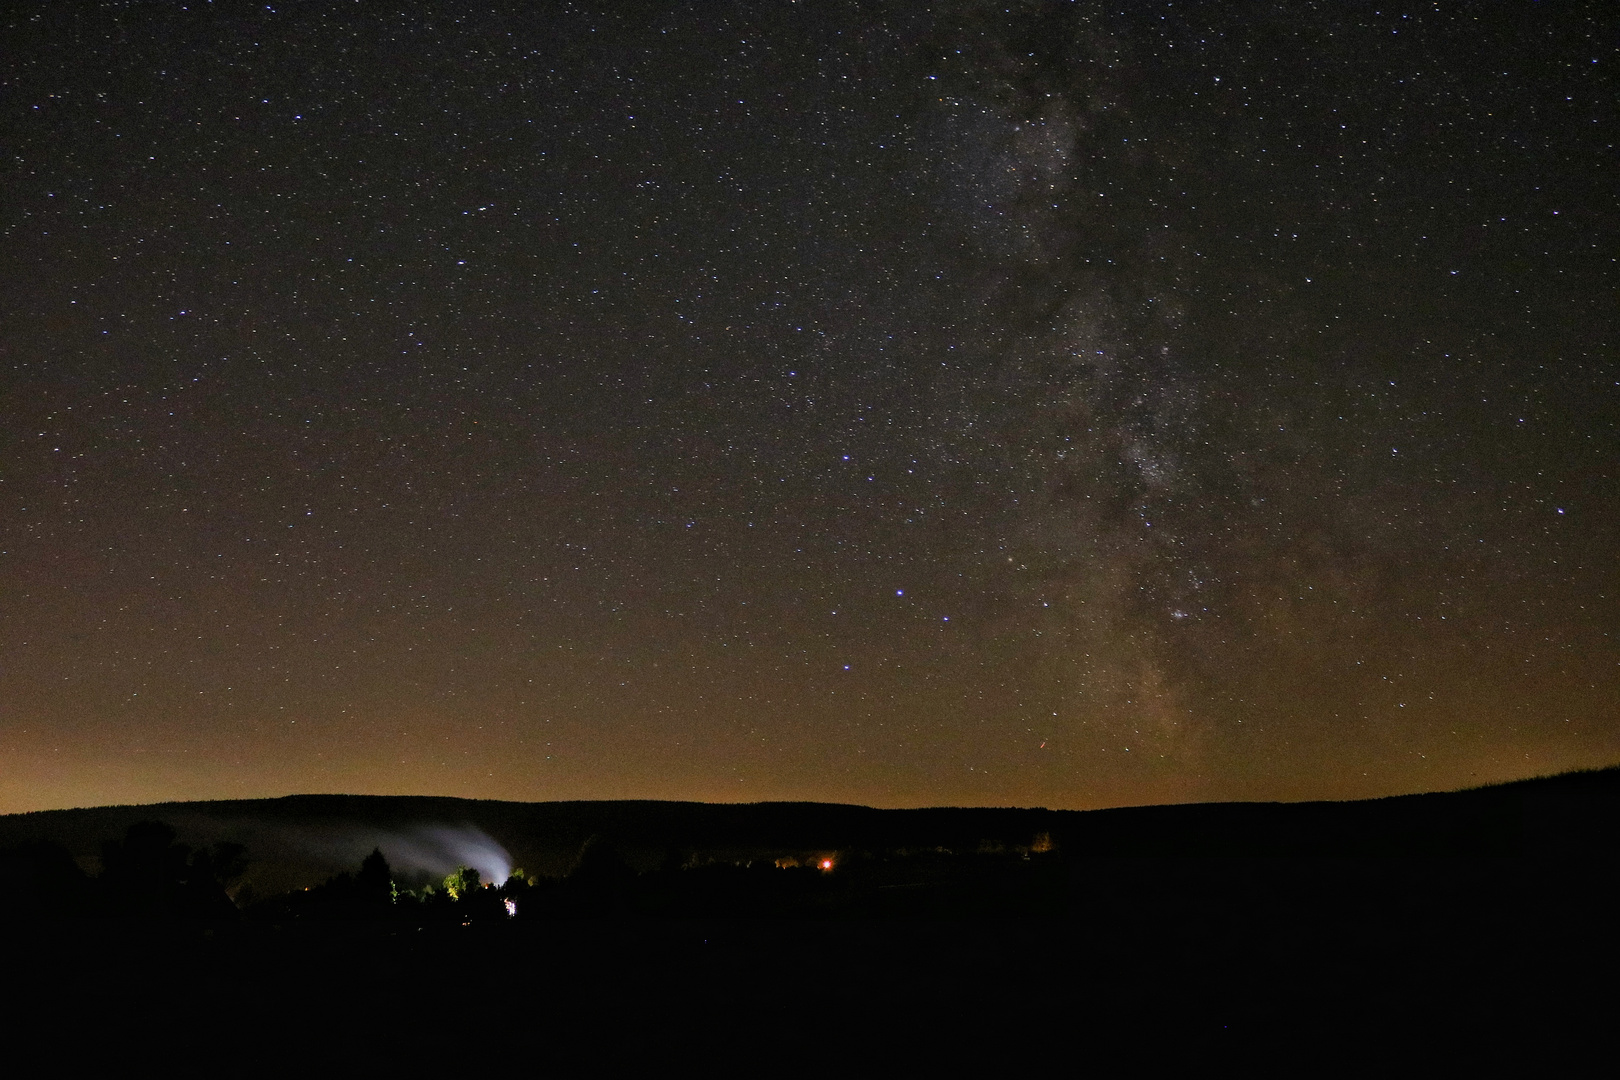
left=3, top=766, right=1617, bottom=897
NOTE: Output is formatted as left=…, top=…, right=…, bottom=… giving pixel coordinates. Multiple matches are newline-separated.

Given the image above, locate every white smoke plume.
left=381, top=825, right=513, bottom=887
left=305, top=823, right=514, bottom=888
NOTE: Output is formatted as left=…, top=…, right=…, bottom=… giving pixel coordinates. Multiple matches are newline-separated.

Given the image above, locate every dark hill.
left=3, top=766, right=1617, bottom=895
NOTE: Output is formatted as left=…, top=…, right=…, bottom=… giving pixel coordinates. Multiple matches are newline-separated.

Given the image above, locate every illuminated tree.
left=442, top=866, right=481, bottom=900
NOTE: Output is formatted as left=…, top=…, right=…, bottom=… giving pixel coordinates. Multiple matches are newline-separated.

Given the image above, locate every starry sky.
left=2, top=1, right=1615, bottom=814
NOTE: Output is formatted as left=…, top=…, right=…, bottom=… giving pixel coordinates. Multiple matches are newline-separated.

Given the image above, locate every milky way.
left=2, top=2, right=1614, bottom=812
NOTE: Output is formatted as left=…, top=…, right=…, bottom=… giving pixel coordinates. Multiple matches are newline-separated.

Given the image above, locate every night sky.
left=3, top=1, right=1615, bottom=814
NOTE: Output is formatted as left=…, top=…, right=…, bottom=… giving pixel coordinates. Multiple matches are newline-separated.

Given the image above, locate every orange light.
left=819, top=858, right=834, bottom=871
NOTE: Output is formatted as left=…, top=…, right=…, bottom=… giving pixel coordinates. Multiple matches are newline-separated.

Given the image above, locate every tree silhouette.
left=99, top=821, right=241, bottom=919
left=358, top=847, right=394, bottom=905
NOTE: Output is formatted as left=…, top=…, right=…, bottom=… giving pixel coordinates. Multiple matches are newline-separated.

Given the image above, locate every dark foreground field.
left=4, top=770, right=1618, bottom=1066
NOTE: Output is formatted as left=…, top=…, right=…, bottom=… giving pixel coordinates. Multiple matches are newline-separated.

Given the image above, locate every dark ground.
left=4, top=771, right=1618, bottom=1067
